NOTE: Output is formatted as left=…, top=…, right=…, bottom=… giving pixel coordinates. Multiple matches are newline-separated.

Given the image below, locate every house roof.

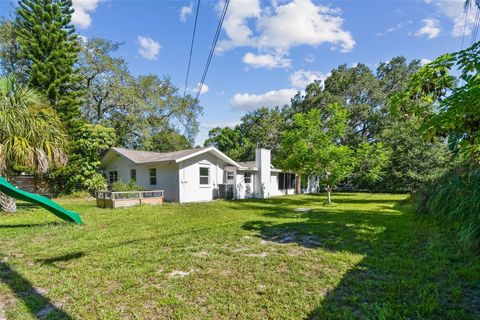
left=103, top=146, right=241, bottom=167
left=238, top=161, right=257, bottom=170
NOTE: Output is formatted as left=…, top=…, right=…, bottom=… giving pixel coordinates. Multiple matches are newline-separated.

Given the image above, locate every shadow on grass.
left=241, top=195, right=480, bottom=319
left=0, top=221, right=65, bottom=229
left=36, top=252, right=85, bottom=266
left=0, top=261, right=72, bottom=319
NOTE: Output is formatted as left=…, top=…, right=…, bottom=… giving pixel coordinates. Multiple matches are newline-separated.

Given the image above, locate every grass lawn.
left=0, top=193, right=479, bottom=319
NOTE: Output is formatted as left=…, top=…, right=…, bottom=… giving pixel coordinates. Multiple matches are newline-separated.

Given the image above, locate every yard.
left=0, top=193, right=479, bottom=319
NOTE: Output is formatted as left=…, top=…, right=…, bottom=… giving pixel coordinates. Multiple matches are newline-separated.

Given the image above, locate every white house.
left=100, top=147, right=297, bottom=203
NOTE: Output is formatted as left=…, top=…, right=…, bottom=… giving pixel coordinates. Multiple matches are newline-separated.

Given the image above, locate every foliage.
left=111, top=180, right=145, bottom=192
left=279, top=105, right=354, bottom=203
left=48, top=123, right=115, bottom=194
left=0, top=76, right=68, bottom=212
left=407, top=42, right=480, bottom=165
left=415, top=168, right=480, bottom=249
left=142, top=129, right=191, bottom=152
left=0, top=19, right=27, bottom=79
left=205, top=107, right=286, bottom=162
left=0, top=76, right=68, bottom=177
left=78, top=38, right=200, bottom=147
left=16, top=0, right=83, bottom=132
left=379, top=117, right=451, bottom=193
left=351, top=142, right=389, bottom=189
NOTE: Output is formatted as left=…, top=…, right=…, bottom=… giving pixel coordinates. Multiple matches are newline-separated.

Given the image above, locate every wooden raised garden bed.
left=96, top=190, right=164, bottom=208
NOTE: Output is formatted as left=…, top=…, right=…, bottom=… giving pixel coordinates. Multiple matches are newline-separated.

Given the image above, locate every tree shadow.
left=241, top=196, right=480, bottom=319
left=0, top=261, right=72, bottom=319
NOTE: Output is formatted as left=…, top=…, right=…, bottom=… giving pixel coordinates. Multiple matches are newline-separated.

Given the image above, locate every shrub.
left=111, top=180, right=145, bottom=192
left=415, top=167, right=480, bottom=249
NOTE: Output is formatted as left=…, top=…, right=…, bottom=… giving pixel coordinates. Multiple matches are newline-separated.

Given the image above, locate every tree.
left=16, top=0, right=83, bottom=132
left=0, top=76, right=68, bottom=212
left=350, top=142, right=389, bottom=189
left=379, top=117, right=451, bottom=193
left=0, top=19, right=28, bottom=80
left=77, top=38, right=202, bottom=148
left=279, top=104, right=354, bottom=203
left=205, top=107, right=287, bottom=162
left=405, top=41, right=480, bottom=165
left=142, top=129, right=191, bottom=152
left=48, top=123, right=116, bottom=194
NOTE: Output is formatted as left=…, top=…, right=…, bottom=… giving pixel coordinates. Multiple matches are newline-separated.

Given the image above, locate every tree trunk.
left=0, top=191, right=17, bottom=212
left=295, top=174, right=302, bottom=195
left=326, top=186, right=332, bottom=204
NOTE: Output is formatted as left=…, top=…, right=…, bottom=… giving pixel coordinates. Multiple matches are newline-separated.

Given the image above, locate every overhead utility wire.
left=183, top=0, right=201, bottom=98
left=195, top=0, right=230, bottom=101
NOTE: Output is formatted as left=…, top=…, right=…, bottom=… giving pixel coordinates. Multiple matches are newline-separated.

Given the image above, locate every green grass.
left=0, top=193, right=479, bottom=319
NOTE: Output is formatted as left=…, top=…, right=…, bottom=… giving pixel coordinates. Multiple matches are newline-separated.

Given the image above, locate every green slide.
left=0, top=176, right=82, bottom=224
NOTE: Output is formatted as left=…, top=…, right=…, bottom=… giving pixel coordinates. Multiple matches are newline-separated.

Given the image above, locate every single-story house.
left=100, top=147, right=297, bottom=203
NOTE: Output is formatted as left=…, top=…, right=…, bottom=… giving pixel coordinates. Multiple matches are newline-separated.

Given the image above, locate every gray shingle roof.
left=110, top=147, right=209, bottom=164
left=238, top=161, right=257, bottom=169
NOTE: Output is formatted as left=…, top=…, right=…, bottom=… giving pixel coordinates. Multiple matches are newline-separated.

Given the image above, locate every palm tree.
left=0, top=76, right=68, bottom=212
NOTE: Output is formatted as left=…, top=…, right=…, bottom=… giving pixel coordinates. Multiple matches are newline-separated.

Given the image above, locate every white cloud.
left=194, top=83, right=209, bottom=94
left=72, top=0, right=101, bottom=29
left=180, top=3, right=193, bottom=22
left=242, top=52, right=291, bottom=68
left=425, top=0, right=477, bottom=37
left=137, top=36, right=161, bottom=60
left=376, top=22, right=404, bottom=36
left=305, top=54, right=315, bottom=63
left=216, top=0, right=355, bottom=60
left=289, top=69, right=328, bottom=88
left=230, top=88, right=297, bottom=111
left=420, top=58, right=432, bottom=65
left=415, top=18, right=441, bottom=39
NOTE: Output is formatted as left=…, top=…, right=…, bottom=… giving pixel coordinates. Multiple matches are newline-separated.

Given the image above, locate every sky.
left=1, top=0, right=478, bottom=146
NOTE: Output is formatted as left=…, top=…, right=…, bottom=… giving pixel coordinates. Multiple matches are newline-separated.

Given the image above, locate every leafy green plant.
left=111, top=180, right=145, bottom=192
left=415, top=168, right=480, bottom=249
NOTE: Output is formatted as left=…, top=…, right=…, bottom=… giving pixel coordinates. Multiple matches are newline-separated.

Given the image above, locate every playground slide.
left=0, top=176, right=82, bottom=224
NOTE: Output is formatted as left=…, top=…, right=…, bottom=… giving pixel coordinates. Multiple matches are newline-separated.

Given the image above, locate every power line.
left=183, top=0, right=201, bottom=98
left=195, top=0, right=230, bottom=101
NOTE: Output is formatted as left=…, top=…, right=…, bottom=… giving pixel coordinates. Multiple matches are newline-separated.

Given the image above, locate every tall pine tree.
left=16, top=0, right=83, bottom=132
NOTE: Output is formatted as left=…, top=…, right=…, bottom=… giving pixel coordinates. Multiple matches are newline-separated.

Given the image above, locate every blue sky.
left=1, top=0, right=477, bottom=145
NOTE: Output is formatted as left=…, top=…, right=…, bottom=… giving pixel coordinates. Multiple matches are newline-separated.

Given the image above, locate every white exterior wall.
left=269, top=172, right=296, bottom=196
left=103, top=155, right=180, bottom=202
left=103, top=155, right=134, bottom=183
left=137, top=162, right=179, bottom=202
left=178, top=152, right=227, bottom=203
left=255, top=148, right=271, bottom=198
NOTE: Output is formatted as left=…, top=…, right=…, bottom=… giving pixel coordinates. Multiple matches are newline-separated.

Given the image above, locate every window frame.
left=244, top=172, right=252, bottom=184
left=226, top=171, right=234, bottom=181
left=199, top=167, right=210, bottom=186
left=149, top=168, right=157, bottom=186
left=108, top=170, right=118, bottom=184
left=130, top=169, right=137, bottom=182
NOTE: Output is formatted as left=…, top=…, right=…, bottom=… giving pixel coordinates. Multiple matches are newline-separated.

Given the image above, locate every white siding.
left=178, top=152, right=227, bottom=203
left=136, top=162, right=179, bottom=202
left=270, top=172, right=295, bottom=196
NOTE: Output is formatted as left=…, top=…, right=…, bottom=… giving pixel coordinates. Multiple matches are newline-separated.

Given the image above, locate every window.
left=149, top=168, right=157, bottom=185
left=278, top=173, right=296, bottom=190
left=227, top=171, right=234, bottom=180
left=130, top=169, right=137, bottom=182
left=244, top=172, right=252, bottom=184
left=108, top=171, right=118, bottom=184
left=199, top=167, right=210, bottom=185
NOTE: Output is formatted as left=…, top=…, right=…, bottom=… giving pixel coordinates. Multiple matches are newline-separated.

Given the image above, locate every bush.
left=111, top=180, right=145, bottom=192
left=415, top=167, right=480, bottom=249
